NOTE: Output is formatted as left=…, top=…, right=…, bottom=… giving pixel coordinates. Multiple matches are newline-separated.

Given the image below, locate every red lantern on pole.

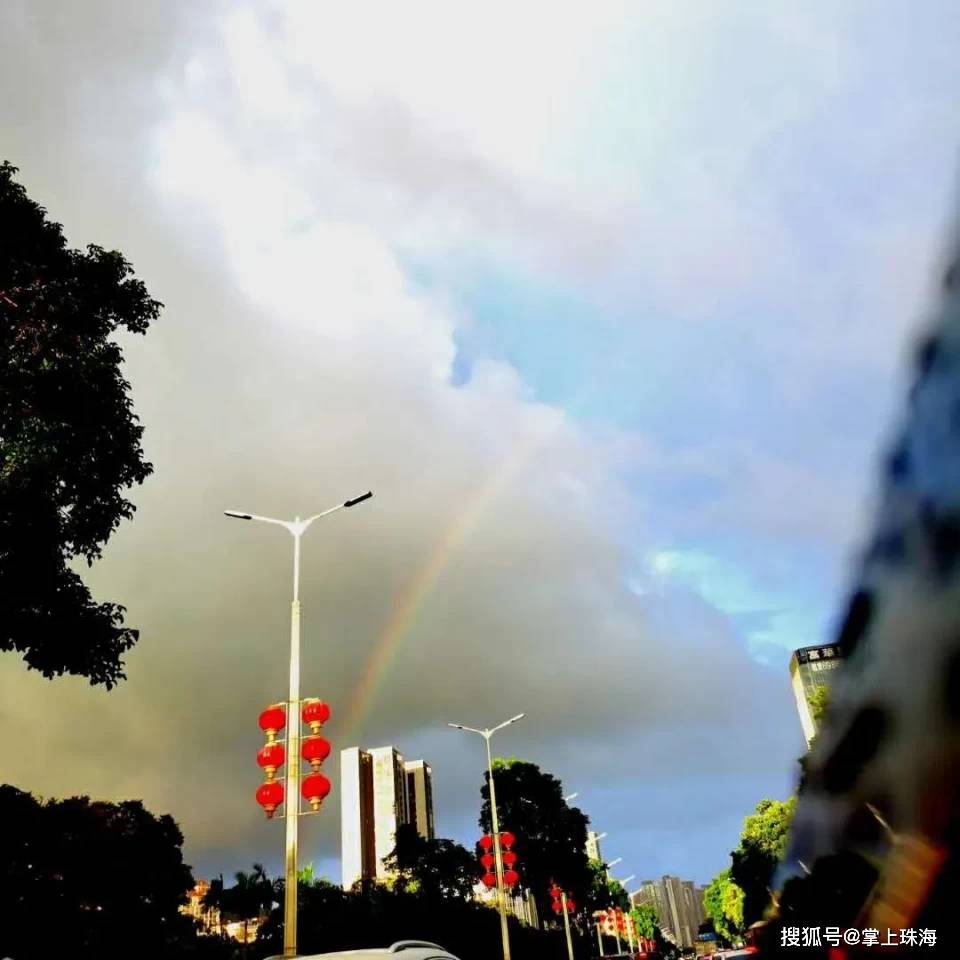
left=503, top=870, right=519, bottom=888
left=482, top=872, right=497, bottom=888
left=479, top=835, right=494, bottom=852
left=550, top=885, right=562, bottom=900
left=258, top=704, right=286, bottom=742
left=502, top=850, right=517, bottom=867
left=301, top=699, right=331, bottom=733
left=256, top=742, right=285, bottom=780
left=301, top=735, right=331, bottom=771
left=500, top=831, right=516, bottom=849
left=480, top=853, right=495, bottom=870
left=566, top=899, right=577, bottom=913
left=255, top=781, right=284, bottom=818
left=552, top=900, right=563, bottom=914
left=301, top=772, right=331, bottom=811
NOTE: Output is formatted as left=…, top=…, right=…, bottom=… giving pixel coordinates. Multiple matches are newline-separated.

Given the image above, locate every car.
left=265, top=940, right=460, bottom=960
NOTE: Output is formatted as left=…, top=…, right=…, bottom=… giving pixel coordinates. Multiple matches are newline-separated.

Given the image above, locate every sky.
left=1, top=0, right=959, bottom=889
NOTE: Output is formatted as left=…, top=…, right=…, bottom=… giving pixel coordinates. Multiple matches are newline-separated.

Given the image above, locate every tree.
left=587, top=857, right=630, bottom=911
left=730, top=797, right=796, bottom=926
left=382, top=823, right=478, bottom=900
left=0, top=161, right=160, bottom=687
left=221, top=863, right=276, bottom=950
left=807, top=685, right=830, bottom=726
left=479, top=758, right=592, bottom=920
left=703, top=869, right=745, bottom=944
left=631, top=902, right=659, bottom=940
left=0, top=784, right=198, bottom=959
left=202, top=874, right=226, bottom=937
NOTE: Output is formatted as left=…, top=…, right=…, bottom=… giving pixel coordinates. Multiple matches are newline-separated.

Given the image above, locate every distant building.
left=341, top=745, right=436, bottom=889
left=405, top=759, right=436, bottom=840
left=586, top=830, right=604, bottom=863
left=790, top=643, right=845, bottom=746
left=631, top=876, right=703, bottom=949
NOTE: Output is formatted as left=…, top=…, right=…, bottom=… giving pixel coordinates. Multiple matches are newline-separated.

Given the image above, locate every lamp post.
left=612, top=877, right=636, bottom=955
left=563, top=792, right=579, bottom=803
left=225, top=490, right=372, bottom=958
left=448, top=714, right=525, bottom=960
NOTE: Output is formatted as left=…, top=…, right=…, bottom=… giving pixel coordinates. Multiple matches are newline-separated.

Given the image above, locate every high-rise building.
left=790, top=643, right=845, bottom=746
left=586, top=830, right=604, bottom=863
left=630, top=876, right=702, bottom=948
left=404, top=759, right=435, bottom=840
left=341, top=745, right=435, bottom=889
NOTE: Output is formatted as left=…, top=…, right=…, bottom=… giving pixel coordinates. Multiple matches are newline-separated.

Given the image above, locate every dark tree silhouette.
left=0, top=160, right=160, bottom=687
left=0, top=785, right=200, bottom=959
left=479, top=758, right=592, bottom=923
left=382, top=823, right=478, bottom=900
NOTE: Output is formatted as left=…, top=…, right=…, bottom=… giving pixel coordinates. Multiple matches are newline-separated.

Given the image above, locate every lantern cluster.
left=549, top=884, right=576, bottom=916
left=477, top=832, right=520, bottom=889
left=254, top=699, right=333, bottom=819
left=255, top=705, right=287, bottom=818
left=300, top=699, right=332, bottom=812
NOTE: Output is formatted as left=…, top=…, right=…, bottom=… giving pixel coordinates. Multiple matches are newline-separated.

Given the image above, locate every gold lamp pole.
left=226, top=491, right=372, bottom=957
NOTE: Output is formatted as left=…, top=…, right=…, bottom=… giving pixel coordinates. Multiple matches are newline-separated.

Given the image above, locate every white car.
left=265, top=941, right=460, bottom=960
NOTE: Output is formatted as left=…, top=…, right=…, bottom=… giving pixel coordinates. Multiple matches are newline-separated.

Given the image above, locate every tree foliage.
left=256, top=881, right=592, bottom=960
left=586, top=857, right=630, bottom=911
left=0, top=161, right=160, bottom=686
left=0, top=784, right=202, bottom=959
left=478, top=758, right=592, bottom=919
left=631, top=902, right=659, bottom=940
left=382, top=823, right=478, bottom=900
left=730, top=797, right=796, bottom=926
left=703, top=869, right=745, bottom=944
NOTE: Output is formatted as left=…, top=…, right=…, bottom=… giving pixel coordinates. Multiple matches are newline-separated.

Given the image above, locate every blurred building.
left=631, top=875, right=704, bottom=949
left=586, top=830, right=604, bottom=863
left=341, top=745, right=435, bottom=889
left=790, top=643, right=845, bottom=746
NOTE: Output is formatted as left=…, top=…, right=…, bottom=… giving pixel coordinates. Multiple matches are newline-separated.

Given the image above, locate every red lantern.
left=503, top=869, right=519, bottom=888
left=258, top=704, right=286, bottom=742
left=500, top=831, right=516, bottom=849
left=301, top=772, right=331, bottom=811
left=255, top=780, right=284, bottom=818
left=479, top=835, right=494, bottom=851
left=552, top=900, right=563, bottom=914
left=566, top=899, right=577, bottom=913
left=480, top=853, right=495, bottom=870
left=256, top=742, right=285, bottom=780
left=482, top=872, right=497, bottom=888
left=550, top=885, right=562, bottom=900
left=301, top=700, right=331, bottom=733
left=301, top=735, right=331, bottom=771
left=502, top=850, right=517, bottom=867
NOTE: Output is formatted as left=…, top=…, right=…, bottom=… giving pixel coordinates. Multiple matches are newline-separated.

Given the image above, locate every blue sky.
left=2, top=0, right=959, bottom=891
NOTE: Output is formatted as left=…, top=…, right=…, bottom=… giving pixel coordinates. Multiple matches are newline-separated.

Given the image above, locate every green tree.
left=0, top=785, right=197, bottom=959
left=479, top=759, right=592, bottom=920
left=631, top=902, right=659, bottom=940
left=730, top=797, right=796, bottom=926
left=0, top=161, right=160, bottom=687
left=587, top=858, right=630, bottom=911
left=382, top=823, right=478, bottom=900
left=703, top=869, right=745, bottom=944
left=807, top=685, right=830, bottom=726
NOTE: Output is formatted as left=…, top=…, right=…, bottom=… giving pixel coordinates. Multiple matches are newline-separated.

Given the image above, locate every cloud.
left=2, top=0, right=954, bottom=888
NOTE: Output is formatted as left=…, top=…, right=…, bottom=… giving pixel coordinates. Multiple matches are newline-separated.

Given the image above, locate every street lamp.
left=563, top=792, right=579, bottom=803
left=448, top=714, right=525, bottom=960
left=225, top=490, right=372, bottom=958
left=605, top=856, right=622, bottom=881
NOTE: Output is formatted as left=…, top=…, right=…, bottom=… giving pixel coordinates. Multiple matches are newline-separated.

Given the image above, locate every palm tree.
left=224, top=863, right=275, bottom=954
left=201, top=874, right=225, bottom=937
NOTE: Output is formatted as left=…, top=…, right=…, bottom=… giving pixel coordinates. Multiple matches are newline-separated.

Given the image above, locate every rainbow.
left=340, top=414, right=566, bottom=741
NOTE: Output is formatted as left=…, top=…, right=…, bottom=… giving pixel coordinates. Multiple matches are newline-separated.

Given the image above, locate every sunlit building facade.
left=341, top=745, right=435, bottom=889
left=790, top=643, right=845, bottom=746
